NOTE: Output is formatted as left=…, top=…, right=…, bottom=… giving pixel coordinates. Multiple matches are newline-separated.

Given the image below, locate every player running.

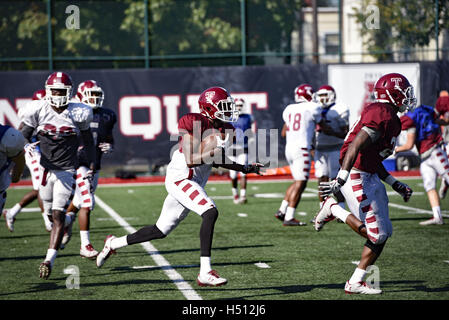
left=228, top=98, right=254, bottom=204
left=95, top=87, right=263, bottom=287
left=395, top=104, right=449, bottom=225
left=3, top=89, right=50, bottom=232
left=314, top=73, right=416, bottom=294
left=313, top=85, right=349, bottom=210
left=275, top=84, right=323, bottom=226
left=61, top=80, right=117, bottom=259
left=1, top=125, right=26, bottom=217
left=20, top=72, right=95, bottom=279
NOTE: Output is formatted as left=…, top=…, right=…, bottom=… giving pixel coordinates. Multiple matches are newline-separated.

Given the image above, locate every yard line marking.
left=444, top=261, right=449, bottom=264
left=132, top=265, right=156, bottom=270
left=297, top=212, right=307, bottom=216
left=351, top=261, right=360, bottom=265
left=237, top=213, right=248, bottom=217
left=95, top=195, right=202, bottom=301
left=96, top=217, right=139, bottom=221
left=255, top=262, right=271, bottom=269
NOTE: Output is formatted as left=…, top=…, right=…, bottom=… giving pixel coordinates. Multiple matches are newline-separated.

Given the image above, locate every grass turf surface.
left=1, top=178, right=448, bottom=301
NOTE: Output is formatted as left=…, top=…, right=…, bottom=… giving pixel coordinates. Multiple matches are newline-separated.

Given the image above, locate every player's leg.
left=328, top=150, right=346, bottom=210
left=238, top=152, right=248, bottom=204
left=229, top=169, right=239, bottom=204
left=420, top=149, right=447, bottom=225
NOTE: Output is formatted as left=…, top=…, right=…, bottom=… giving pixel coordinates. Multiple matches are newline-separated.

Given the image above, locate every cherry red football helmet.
left=45, top=72, right=73, bottom=108
left=374, top=73, right=417, bottom=112
left=32, top=89, right=46, bottom=101
left=294, top=84, right=314, bottom=103
left=198, top=87, right=239, bottom=122
left=76, top=80, right=104, bottom=108
left=314, top=85, right=336, bottom=108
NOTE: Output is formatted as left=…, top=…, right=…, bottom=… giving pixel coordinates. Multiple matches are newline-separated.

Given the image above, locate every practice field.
left=1, top=178, right=448, bottom=301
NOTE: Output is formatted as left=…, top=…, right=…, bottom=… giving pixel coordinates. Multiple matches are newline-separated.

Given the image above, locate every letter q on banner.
left=119, top=96, right=162, bottom=140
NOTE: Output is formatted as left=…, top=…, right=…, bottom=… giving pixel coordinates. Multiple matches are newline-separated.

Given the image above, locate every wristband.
left=337, top=170, right=349, bottom=183
left=384, top=175, right=397, bottom=186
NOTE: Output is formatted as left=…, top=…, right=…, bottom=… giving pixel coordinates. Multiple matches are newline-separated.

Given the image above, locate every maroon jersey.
left=340, top=102, right=401, bottom=173
left=177, top=113, right=234, bottom=152
left=400, top=114, right=443, bottom=155
left=435, top=96, right=449, bottom=118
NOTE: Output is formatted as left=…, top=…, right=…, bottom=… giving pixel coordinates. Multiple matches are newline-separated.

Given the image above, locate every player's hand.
left=318, top=178, right=346, bottom=198
left=24, top=141, right=40, bottom=156
left=84, top=169, right=96, bottom=192
left=242, top=163, right=264, bottom=175
left=99, top=142, right=113, bottom=154
left=392, top=180, right=413, bottom=202
left=215, top=133, right=229, bottom=149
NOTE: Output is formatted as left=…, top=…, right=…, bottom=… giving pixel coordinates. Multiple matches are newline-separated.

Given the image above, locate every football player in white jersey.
left=20, top=72, right=96, bottom=279
left=275, top=84, right=323, bottom=226
left=313, top=85, right=349, bottom=210
left=95, top=87, right=263, bottom=287
left=3, top=89, right=51, bottom=233
left=0, top=125, right=26, bottom=215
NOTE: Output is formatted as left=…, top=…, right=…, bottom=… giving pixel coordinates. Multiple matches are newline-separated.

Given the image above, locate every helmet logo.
left=391, top=77, right=402, bottom=87
left=205, top=91, right=215, bottom=104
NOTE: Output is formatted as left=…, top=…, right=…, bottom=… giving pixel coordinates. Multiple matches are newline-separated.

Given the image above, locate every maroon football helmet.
left=45, top=72, right=73, bottom=108
left=198, top=87, right=239, bottom=122
left=314, top=85, right=336, bottom=108
left=374, top=73, right=417, bottom=112
left=294, top=84, right=314, bottom=103
left=32, top=89, right=46, bottom=101
left=76, top=80, right=104, bottom=108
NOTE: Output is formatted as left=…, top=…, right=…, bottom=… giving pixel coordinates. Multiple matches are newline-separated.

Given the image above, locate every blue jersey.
left=405, top=105, right=440, bottom=143
left=232, top=113, right=253, bottom=150
left=78, top=107, right=117, bottom=170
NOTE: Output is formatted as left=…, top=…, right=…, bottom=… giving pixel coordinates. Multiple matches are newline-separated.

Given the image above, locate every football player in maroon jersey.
left=96, top=87, right=263, bottom=287
left=314, top=73, right=416, bottom=294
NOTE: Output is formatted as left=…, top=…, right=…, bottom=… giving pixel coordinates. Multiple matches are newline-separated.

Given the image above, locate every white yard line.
left=94, top=195, right=202, bottom=301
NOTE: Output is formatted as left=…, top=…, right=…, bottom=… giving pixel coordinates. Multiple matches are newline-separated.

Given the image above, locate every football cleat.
left=275, top=210, right=285, bottom=222
left=439, top=180, right=448, bottom=199
left=60, top=216, right=75, bottom=249
left=197, top=270, right=228, bottom=287
left=39, top=261, right=52, bottom=280
left=96, top=235, right=116, bottom=268
left=42, top=214, right=53, bottom=232
left=419, top=218, right=444, bottom=226
left=233, top=195, right=240, bottom=204
left=344, top=281, right=382, bottom=295
left=283, top=218, right=306, bottom=226
left=80, top=244, right=99, bottom=259
left=238, top=196, right=247, bottom=204
left=3, top=209, right=15, bottom=232
left=313, top=197, right=337, bottom=231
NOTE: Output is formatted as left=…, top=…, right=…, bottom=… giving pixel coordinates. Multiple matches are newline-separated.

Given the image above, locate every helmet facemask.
left=213, top=97, right=239, bottom=122
left=46, top=87, right=71, bottom=108
left=386, top=85, right=417, bottom=113
left=82, top=88, right=104, bottom=109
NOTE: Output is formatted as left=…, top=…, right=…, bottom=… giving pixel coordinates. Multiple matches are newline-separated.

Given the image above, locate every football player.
left=228, top=98, right=254, bottom=204
left=395, top=104, right=449, bottom=225
left=313, top=85, right=349, bottom=210
left=435, top=91, right=449, bottom=198
left=275, top=84, right=323, bottom=226
left=61, top=80, right=117, bottom=259
left=314, top=73, right=416, bottom=294
left=20, top=72, right=95, bottom=279
left=0, top=125, right=26, bottom=215
left=95, top=87, right=263, bottom=287
left=3, top=89, right=50, bottom=232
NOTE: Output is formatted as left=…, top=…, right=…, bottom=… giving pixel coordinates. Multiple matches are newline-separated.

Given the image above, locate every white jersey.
left=282, top=101, right=322, bottom=151
left=0, top=127, right=25, bottom=192
left=21, top=99, right=93, bottom=170
left=315, top=102, right=349, bottom=150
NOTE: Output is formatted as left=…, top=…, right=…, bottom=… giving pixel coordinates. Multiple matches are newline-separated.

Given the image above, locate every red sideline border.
left=10, top=170, right=421, bottom=187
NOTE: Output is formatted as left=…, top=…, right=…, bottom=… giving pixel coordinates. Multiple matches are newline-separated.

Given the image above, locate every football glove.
left=99, top=142, right=113, bottom=154
left=392, top=180, right=413, bottom=202
left=318, top=170, right=349, bottom=198
left=215, top=133, right=230, bottom=149
left=24, top=141, right=40, bottom=156
left=242, top=163, right=264, bottom=175
left=83, top=169, right=96, bottom=192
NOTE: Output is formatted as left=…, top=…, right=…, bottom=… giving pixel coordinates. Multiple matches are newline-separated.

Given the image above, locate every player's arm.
left=10, top=150, right=25, bottom=183
left=80, top=129, right=96, bottom=171
left=394, top=131, right=416, bottom=153
left=281, top=124, right=287, bottom=138
left=377, top=160, right=413, bottom=202
left=435, top=117, right=449, bottom=126
left=211, top=147, right=263, bottom=175
left=20, top=124, right=34, bottom=143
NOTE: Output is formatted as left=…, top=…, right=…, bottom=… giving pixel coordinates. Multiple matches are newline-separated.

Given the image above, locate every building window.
left=325, top=33, right=339, bottom=55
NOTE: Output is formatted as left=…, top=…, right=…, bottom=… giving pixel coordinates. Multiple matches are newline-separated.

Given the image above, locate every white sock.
left=240, top=189, right=246, bottom=197
left=330, top=205, right=351, bottom=223
left=349, top=268, right=367, bottom=284
left=80, top=230, right=90, bottom=247
left=285, top=207, right=295, bottom=221
left=232, top=188, right=238, bottom=197
left=200, top=256, right=212, bottom=276
left=338, top=202, right=346, bottom=210
left=45, top=249, right=58, bottom=267
left=279, top=200, right=289, bottom=213
left=432, top=206, right=442, bottom=221
left=110, top=236, right=128, bottom=250
left=9, top=203, right=22, bottom=218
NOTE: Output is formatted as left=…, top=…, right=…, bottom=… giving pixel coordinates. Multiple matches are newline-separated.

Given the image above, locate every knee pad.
left=364, top=239, right=387, bottom=256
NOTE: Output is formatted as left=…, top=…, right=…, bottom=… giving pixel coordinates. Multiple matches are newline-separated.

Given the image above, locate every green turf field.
left=1, top=178, right=448, bottom=300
